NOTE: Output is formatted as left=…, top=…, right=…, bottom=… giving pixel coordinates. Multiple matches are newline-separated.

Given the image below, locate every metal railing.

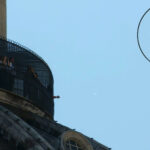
left=0, top=37, right=54, bottom=88
left=0, top=64, right=54, bottom=117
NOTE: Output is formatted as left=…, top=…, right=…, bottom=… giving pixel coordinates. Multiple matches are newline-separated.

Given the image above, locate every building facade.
left=0, top=1, right=111, bottom=150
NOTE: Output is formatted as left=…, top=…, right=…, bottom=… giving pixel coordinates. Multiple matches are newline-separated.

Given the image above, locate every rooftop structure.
left=0, top=1, right=111, bottom=150
left=0, top=38, right=54, bottom=118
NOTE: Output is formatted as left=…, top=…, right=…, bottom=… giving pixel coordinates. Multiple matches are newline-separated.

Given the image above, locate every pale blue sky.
left=7, top=1, right=150, bottom=150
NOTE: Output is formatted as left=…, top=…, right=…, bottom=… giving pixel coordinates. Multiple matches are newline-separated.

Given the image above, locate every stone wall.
left=0, top=90, right=111, bottom=150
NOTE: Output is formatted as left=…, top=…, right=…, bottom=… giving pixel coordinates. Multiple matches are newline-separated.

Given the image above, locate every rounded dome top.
left=0, top=37, right=54, bottom=118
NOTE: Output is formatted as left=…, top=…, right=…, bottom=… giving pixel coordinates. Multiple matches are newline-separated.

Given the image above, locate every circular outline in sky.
left=137, top=8, right=150, bottom=62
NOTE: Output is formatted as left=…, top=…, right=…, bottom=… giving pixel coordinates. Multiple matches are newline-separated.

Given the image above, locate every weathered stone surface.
left=0, top=90, right=111, bottom=150
left=0, top=89, right=52, bottom=120
left=0, top=105, right=54, bottom=150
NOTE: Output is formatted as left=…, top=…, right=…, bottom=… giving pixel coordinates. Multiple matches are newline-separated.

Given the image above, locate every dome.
left=0, top=38, right=54, bottom=118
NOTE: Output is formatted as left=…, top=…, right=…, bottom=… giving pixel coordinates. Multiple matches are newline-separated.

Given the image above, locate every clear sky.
left=7, top=1, right=150, bottom=150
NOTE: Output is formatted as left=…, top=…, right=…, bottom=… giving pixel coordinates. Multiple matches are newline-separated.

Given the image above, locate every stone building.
left=0, top=1, right=111, bottom=150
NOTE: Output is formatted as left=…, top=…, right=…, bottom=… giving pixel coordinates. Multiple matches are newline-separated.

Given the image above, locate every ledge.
left=0, top=88, right=52, bottom=120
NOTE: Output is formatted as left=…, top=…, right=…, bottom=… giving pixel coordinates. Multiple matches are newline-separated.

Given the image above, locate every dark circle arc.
left=137, top=8, right=150, bottom=62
